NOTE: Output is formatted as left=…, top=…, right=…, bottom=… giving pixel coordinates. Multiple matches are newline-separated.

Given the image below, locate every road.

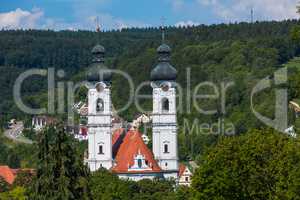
left=4, top=122, right=33, bottom=144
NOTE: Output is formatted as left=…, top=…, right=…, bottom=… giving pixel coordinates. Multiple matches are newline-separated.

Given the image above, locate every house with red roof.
left=0, top=166, right=16, bottom=184
left=178, top=164, right=193, bottom=186
left=0, top=166, right=34, bottom=185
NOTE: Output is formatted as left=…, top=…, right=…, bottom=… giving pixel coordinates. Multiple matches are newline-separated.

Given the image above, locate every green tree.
left=90, top=168, right=133, bottom=200
left=132, top=178, right=176, bottom=200
left=22, top=128, right=37, bottom=141
left=30, top=125, right=91, bottom=200
left=89, top=169, right=180, bottom=200
left=291, top=4, right=300, bottom=42
left=12, top=170, right=34, bottom=189
left=0, top=187, right=27, bottom=200
left=191, top=129, right=300, bottom=200
left=0, top=176, right=9, bottom=193
left=175, top=186, right=192, bottom=200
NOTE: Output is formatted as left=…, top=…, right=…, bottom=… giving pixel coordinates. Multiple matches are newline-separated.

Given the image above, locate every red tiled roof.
left=179, top=164, right=186, bottom=177
left=112, top=130, right=161, bottom=173
left=0, top=166, right=15, bottom=184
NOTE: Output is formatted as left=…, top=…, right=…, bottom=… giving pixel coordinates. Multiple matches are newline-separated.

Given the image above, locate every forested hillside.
left=1, top=20, right=300, bottom=162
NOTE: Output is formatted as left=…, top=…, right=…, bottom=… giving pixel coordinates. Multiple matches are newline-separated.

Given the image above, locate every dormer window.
left=138, top=159, right=142, bottom=168
left=96, top=98, right=104, bottom=112
left=162, top=98, right=169, bottom=112
left=128, top=150, right=152, bottom=171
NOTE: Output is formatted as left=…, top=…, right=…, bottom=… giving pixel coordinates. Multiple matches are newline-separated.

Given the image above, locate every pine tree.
left=12, top=170, right=34, bottom=188
left=0, top=176, right=9, bottom=193
left=30, top=124, right=91, bottom=200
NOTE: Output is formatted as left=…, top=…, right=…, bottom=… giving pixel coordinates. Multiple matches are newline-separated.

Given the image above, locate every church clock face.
left=96, top=83, right=105, bottom=93
left=161, top=83, right=169, bottom=92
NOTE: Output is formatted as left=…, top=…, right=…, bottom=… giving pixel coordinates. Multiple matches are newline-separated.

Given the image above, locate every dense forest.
left=1, top=20, right=300, bottom=161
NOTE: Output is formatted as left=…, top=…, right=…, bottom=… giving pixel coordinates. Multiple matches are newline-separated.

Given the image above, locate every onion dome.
left=87, top=44, right=112, bottom=83
left=91, top=44, right=105, bottom=55
left=157, top=43, right=171, bottom=54
left=150, top=43, right=177, bottom=81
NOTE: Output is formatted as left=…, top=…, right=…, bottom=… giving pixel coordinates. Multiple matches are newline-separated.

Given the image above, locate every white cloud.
left=87, top=14, right=150, bottom=31
left=170, top=0, right=185, bottom=11
left=0, top=8, right=148, bottom=31
left=200, top=0, right=218, bottom=6
left=175, top=20, right=200, bottom=27
left=198, top=0, right=299, bottom=21
left=0, top=8, right=43, bottom=29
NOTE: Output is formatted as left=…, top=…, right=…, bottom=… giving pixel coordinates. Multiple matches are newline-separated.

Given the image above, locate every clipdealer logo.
left=251, top=68, right=288, bottom=133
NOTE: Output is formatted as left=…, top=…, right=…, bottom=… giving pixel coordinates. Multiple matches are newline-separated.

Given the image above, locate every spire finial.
left=251, top=7, right=254, bottom=23
left=160, top=16, right=166, bottom=44
left=95, top=16, right=101, bottom=32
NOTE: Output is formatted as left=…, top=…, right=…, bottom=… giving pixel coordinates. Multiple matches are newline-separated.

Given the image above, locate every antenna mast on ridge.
left=251, top=7, right=254, bottom=23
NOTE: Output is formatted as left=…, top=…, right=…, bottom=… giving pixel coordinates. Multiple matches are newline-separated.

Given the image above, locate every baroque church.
left=85, top=36, right=191, bottom=183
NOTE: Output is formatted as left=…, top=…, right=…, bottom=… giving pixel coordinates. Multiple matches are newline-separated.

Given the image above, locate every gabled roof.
left=112, top=130, right=161, bottom=174
left=179, top=164, right=186, bottom=177
left=0, top=166, right=15, bottom=184
left=179, top=163, right=192, bottom=177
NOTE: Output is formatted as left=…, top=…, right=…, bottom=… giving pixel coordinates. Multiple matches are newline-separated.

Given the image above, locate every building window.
left=185, top=177, right=189, bottom=182
left=162, top=98, right=169, bottom=112
left=98, top=145, right=104, bottom=154
left=165, top=162, right=168, bottom=167
left=164, top=144, right=169, bottom=153
left=138, top=159, right=142, bottom=168
left=96, top=98, right=104, bottom=112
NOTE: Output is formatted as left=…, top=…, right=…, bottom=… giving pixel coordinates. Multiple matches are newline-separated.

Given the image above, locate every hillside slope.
left=1, top=20, right=300, bottom=161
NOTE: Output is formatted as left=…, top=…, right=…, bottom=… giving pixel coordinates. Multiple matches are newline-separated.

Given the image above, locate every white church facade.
left=85, top=40, right=189, bottom=183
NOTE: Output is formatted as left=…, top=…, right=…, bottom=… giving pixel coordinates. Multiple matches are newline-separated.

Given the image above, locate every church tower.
left=87, top=44, right=113, bottom=172
left=151, top=41, right=179, bottom=176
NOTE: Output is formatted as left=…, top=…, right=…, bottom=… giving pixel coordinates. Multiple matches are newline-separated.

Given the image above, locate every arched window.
left=96, top=98, right=104, bottom=112
left=98, top=145, right=104, bottom=154
left=162, top=98, right=169, bottom=112
left=164, top=144, right=169, bottom=153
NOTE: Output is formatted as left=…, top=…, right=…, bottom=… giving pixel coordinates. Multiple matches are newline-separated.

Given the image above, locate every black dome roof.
left=87, top=63, right=112, bottom=82
left=151, top=62, right=177, bottom=81
left=87, top=44, right=112, bottom=82
left=91, top=44, right=105, bottom=54
left=157, top=43, right=171, bottom=53
left=151, top=43, right=177, bottom=81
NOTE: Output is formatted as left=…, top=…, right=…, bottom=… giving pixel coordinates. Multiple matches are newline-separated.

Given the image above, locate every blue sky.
left=0, top=0, right=299, bottom=30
